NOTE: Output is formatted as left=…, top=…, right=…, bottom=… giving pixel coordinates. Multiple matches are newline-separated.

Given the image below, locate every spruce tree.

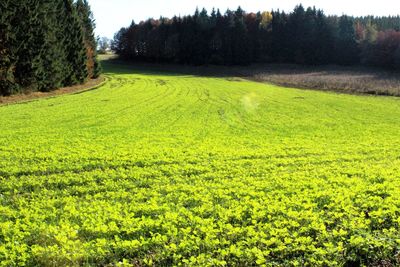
left=314, top=10, right=334, bottom=64
left=0, top=0, right=18, bottom=95
left=288, top=5, right=306, bottom=64
left=75, top=0, right=101, bottom=78
left=13, top=0, right=41, bottom=90
left=335, top=16, right=360, bottom=65
left=221, top=10, right=234, bottom=65
left=1, top=0, right=100, bottom=96
left=209, top=9, right=224, bottom=64
left=232, top=7, right=249, bottom=65
left=61, top=0, right=88, bottom=86
left=36, top=0, right=68, bottom=91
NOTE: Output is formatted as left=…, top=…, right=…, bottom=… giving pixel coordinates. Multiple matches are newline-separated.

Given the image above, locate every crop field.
left=1, top=60, right=400, bottom=266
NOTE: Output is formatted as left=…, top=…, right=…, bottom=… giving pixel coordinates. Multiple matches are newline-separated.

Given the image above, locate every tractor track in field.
left=0, top=76, right=107, bottom=106
left=1, top=60, right=400, bottom=266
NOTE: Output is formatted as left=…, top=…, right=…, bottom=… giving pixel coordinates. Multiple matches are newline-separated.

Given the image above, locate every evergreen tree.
left=33, top=0, right=66, bottom=91
left=245, top=12, right=262, bottom=63
left=196, top=8, right=211, bottom=64
left=112, top=27, right=129, bottom=56
left=288, top=5, right=307, bottom=64
left=335, top=15, right=360, bottom=65
left=111, top=6, right=400, bottom=70
left=258, top=11, right=273, bottom=62
left=314, top=10, right=334, bottom=64
left=165, top=16, right=180, bottom=62
left=209, top=9, right=224, bottom=64
left=270, top=10, right=289, bottom=62
left=221, top=10, right=235, bottom=65
left=0, top=0, right=101, bottom=96
left=76, top=0, right=101, bottom=78
left=61, top=0, right=88, bottom=85
left=0, top=0, right=18, bottom=95
left=231, top=7, right=249, bottom=65
left=13, top=0, right=41, bottom=90
left=359, top=22, right=378, bottom=65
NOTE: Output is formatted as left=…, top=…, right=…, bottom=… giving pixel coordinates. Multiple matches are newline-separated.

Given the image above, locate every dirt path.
left=0, top=76, right=106, bottom=106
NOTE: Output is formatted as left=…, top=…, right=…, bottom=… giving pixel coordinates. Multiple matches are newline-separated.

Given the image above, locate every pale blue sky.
left=90, top=0, right=400, bottom=38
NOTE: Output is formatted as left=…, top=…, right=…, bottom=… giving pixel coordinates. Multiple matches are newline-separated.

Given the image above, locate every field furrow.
left=1, top=61, right=400, bottom=266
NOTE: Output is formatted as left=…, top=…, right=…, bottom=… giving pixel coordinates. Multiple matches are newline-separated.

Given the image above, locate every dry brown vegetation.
left=8, top=57, right=395, bottom=106
left=105, top=59, right=400, bottom=97
left=245, top=64, right=400, bottom=97
left=0, top=77, right=105, bottom=106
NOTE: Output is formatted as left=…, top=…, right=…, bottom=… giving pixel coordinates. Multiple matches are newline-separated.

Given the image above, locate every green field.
left=1, top=60, right=400, bottom=266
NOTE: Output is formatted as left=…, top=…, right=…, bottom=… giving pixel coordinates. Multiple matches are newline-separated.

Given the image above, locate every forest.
left=0, top=0, right=100, bottom=96
left=2, top=2, right=400, bottom=266
left=112, top=6, right=400, bottom=69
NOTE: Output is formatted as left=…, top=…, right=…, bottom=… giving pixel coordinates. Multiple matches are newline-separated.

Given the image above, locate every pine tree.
left=221, top=10, right=234, bottom=65
left=110, top=6, right=400, bottom=69
left=195, top=8, right=211, bottom=64
left=165, top=16, right=180, bottom=62
left=13, top=0, right=41, bottom=90
left=302, top=7, right=317, bottom=64
left=335, top=15, right=360, bottom=65
left=112, top=27, right=129, bottom=57
left=288, top=5, right=307, bottom=64
left=0, top=0, right=18, bottom=95
left=314, top=10, right=334, bottom=64
left=231, top=7, right=249, bottom=65
left=76, top=0, right=101, bottom=78
left=61, top=0, right=88, bottom=85
left=209, top=9, right=224, bottom=64
left=1, top=0, right=101, bottom=96
left=36, top=0, right=68, bottom=91
left=270, top=10, right=289, bottom=62
left=245, top=12, right=262, bottom=62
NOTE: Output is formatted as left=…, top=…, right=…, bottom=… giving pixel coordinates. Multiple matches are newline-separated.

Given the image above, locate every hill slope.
left=1, top=61, right=400, bottom=266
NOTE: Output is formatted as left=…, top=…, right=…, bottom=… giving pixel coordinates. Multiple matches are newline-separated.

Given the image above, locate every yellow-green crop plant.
left=1, top=61, right=400, bottom=266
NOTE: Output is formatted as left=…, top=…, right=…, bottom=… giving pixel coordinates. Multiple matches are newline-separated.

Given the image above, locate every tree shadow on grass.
left=100, top=56, right=400, bottom=97
left=100, top=57, right=240, bottom=78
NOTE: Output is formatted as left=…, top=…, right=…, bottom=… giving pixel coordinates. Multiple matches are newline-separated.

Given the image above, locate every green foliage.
left=1, top=61, right=400, bottom=266
left=0, top=0, right=100, bottom=96
left=75, top=0, right=101, bottom=79
left=113, top=6, right=400, bottom=69
left=61, top=0, right=88, bottom=85
left=0, top=0, right=18, bottom=95
left=231, top=7, right=249, bottom=65
left=259, top=11, right=273, bottom=30
left=335, top=16, right=360, bottom=65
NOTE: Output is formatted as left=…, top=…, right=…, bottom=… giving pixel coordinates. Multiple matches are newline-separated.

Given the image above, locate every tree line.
left=112, top=5, right=400, bottom=70
left=0, top=0, right=100, bottom=96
